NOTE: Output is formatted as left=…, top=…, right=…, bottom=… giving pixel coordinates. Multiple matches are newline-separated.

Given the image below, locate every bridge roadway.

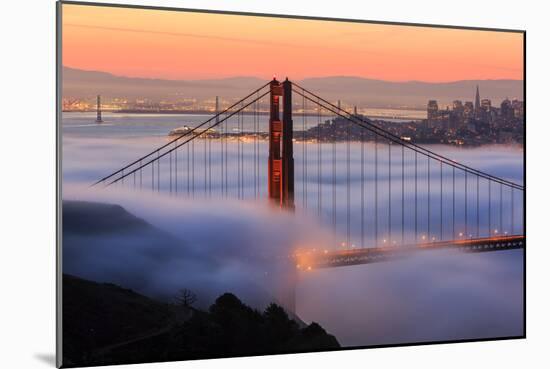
left=294, top=235, right=525, bottom=270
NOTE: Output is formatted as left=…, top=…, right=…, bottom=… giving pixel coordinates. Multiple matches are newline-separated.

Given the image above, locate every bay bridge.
left=92, top=78, right=525, bottom=278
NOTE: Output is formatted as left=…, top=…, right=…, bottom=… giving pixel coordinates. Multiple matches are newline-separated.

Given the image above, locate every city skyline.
left=62, top=4, right=524, bottom=82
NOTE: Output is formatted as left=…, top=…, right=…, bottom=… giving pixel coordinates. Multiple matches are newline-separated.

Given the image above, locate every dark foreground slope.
left=62, top=277, right=339, bottom=367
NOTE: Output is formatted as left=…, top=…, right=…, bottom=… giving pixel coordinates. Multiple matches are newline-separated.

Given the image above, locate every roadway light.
left=494, top=229, right=499, bottom=234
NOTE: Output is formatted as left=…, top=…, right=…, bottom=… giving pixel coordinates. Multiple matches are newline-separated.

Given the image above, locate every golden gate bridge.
left=92, top=79, right=525, bottom=273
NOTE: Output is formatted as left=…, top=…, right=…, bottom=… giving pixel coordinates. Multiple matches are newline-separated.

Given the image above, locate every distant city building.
left=511, top=99, right=524, bottom=119
left=500, top=98, right=513, bottom=120
left=427, top=100, right=439, bottom=121
left=452, top=100, right=463, bottom=111
left=475, top=85, right=481, bottom=111
left=464, top=101, right=474, bottom=119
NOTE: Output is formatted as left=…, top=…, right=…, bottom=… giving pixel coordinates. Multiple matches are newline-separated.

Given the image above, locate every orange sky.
left=62, top=3, right=524, bottom=82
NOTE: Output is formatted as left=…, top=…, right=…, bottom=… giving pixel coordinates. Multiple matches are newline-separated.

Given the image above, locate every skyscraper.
left=474, top=85, right=480, bottom=111
left=427, top=100, right=439, bottom=120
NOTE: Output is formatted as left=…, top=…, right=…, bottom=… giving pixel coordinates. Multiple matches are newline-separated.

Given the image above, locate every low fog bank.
left=62, top=184, right=334, bottom=310
left=298, top=248, right=524, bottom=346
left=62, top=183, right=524, bottom=347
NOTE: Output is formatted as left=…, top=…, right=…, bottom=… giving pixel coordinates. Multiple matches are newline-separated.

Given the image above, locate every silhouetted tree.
left=174, top=289, right=197, bottom=307
left=263, top=303, right=298, bottom=345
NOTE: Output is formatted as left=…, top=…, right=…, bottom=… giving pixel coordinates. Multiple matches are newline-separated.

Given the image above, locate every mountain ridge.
left=62, top=66, right=524, bottom=108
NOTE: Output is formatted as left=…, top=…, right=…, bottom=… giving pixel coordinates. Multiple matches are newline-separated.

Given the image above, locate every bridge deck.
left=295, top=235, right=525, bottom=270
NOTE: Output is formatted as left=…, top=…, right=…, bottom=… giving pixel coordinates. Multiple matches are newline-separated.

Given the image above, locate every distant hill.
left=62, top=66, right=523, bottom=108
left=300, top=76, right=524, bottom=108
left=62, top=66, right=265, bottom=103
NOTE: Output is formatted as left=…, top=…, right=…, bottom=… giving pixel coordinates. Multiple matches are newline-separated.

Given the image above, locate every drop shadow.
left=34, top=353, right=56, bottom=367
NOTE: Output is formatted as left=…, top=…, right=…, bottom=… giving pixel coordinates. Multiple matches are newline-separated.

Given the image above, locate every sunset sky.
left=62, top=3, right=524, bottom=82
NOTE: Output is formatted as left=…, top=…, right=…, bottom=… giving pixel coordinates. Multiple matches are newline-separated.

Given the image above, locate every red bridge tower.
left=268, top=78, right=295, bottom=210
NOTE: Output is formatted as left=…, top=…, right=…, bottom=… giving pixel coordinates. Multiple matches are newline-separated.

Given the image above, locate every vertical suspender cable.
left=388, top=141, right=391, bottom=244
left=401, top=145, right=405, bottom=245
left=220, top=112, right=224, bottom=197
left=191, top=137, right=195, bottom=197
left=332, top=108, right=337, bottom=232
left=157, top=152, right=160, bottom=193
left=361, top=130, right=365, bottom=248
left=252, top=96, right=258, bottom=199
left=489, top=180, right=492, bottom=236
left=346, top=108, right=350, bottom=246
left=464, top=170, right=467, bottom=237
left=318, top=102, right=322, bottom=219
left=187, top=138, right=190, bottom=196
left=414, top=150, right=418, bottom=242
left=224, top=113, right=228, bottom=197
left=175, top=144, right=178, bottom=195
left=511, top=187, right=514, bottom=235
left=241, top=102, right=245, bottom=199
left=203, top=120, right=207, bottom=198
left=208, top=112, right=212, bottom=198
left=304, top=98, right=308, bottom=210
left=237, top=110, right=241, bottom=199
left=477, top=175, right=480, bottom=238
left=428, top=156, right=432, bottom=241
left=388, top=141, right=392, bottom=245
left=500, top=183, right=503, bottom=234
left=452, top=166, right=455, bottom=238
left=439, top=161, right=443, bottom=241
left=375, top=133, right=378, bottom=245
